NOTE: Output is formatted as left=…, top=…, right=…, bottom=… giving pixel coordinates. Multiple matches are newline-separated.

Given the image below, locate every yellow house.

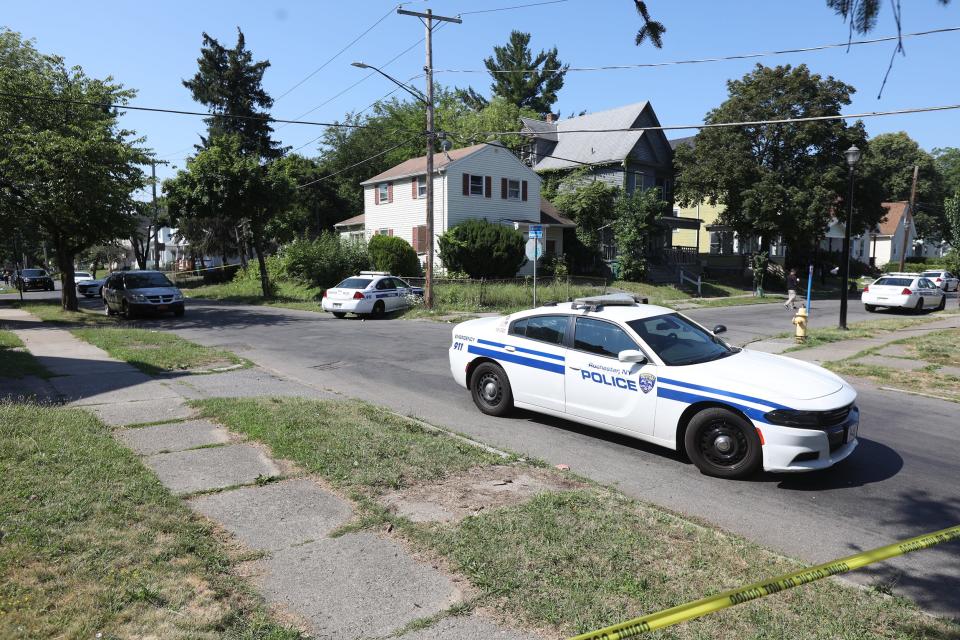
left=673, top=200, right=720, bottom=253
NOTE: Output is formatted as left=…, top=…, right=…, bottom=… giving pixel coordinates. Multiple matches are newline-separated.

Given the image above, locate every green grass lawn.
left=72, top=327, right=245, bottom=375
left=0, top=402, right=303, bottom=639
left=0, top=330, right=50, bottom=378
left=183, top=278, right=325, bottom=312
left=785, top=308, right=960, bottom=351
left=9, top=300, right=116, bottom=326
left=195, top=396, right=957, bottom=639
left=900, top=327, right=960, bottom=367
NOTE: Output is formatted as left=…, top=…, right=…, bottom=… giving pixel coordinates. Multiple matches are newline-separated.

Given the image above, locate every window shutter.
left=374, top=185, right=380, bottom=205
left=485, top=176, right=492, bottom=198
left=521, top=180, right=528, bottom=201
left=462, top=173, right=470, bottom=196
left=412, top=226, right=420, bottom=252
left=387, top=182, right=393, bottom=203
left=501, top=178, right=508, bottom=199
left=388, top=228, right=394, bottom=237
left=412, top=178, right=418, bottom=199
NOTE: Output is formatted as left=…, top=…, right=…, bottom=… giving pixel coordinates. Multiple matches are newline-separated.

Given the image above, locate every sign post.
left=527, top=225, right=543, bottom=308
left=806, top=264, right=813, bottom=314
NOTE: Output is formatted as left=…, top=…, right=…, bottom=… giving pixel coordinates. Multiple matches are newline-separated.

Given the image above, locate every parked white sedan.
left=449, top=295, right=859, bottom=479
left=920, top=270, right=959, bottom=292
left=321, top=272, right=423, bottom=318
left=862, top=275, right=946, bottom=313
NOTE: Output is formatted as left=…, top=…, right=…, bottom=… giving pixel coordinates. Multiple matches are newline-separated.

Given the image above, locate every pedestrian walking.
left=784, top=268, right=799, bottom=310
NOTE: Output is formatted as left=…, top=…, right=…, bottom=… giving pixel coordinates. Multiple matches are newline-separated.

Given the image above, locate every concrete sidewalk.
left=3, top=311, right=536, bottom=639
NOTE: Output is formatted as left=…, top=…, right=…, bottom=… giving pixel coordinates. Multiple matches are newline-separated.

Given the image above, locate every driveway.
left=78, top=297, right=960, bottom=618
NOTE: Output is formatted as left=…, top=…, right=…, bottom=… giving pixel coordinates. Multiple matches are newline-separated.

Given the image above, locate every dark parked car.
left=102, top=271, right=185, bottom=318
left=15, top=268, right=55, bottom=291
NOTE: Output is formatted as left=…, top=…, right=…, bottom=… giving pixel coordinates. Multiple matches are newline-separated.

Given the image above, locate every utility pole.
left=151, top=161, right=160, bottom=270
left=397, top=7, right=461, bottom=309
left=898, top=165, right=919, bottom=272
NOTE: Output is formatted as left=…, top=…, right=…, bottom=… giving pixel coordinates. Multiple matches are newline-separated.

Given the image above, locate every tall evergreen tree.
left=484, top=31, right=567, bottom=115
left=183, top=28, right=281, bottom=158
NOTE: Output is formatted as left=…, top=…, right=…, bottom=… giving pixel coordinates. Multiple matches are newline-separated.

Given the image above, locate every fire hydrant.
left=792, top=306, right=808, bottom=344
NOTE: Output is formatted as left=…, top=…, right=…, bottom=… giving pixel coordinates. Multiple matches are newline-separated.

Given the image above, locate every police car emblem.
left=638, top=373, right=656, bottom=394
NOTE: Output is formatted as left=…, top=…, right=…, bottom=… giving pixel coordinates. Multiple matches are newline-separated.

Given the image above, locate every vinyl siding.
left=445, top=144, right=540, bottom=229
left=362, top=173, right=444, bottom=250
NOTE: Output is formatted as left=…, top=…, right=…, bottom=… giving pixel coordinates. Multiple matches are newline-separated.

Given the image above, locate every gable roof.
left=877, top=202, right=910, bottom=236
left=540, top=198, right=575, bottom=227
left=360, top=143, right=489, bottom=185
left=669, top=135, right=695, bottom=151
left=523, top=102, right=668, bottom=171
left=333, top=213, right=364, bottom=228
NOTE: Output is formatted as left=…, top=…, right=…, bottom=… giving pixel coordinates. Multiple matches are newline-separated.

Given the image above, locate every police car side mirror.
left=618, top=350, right=647, bottom=364
left=712, top=324, right=727, bottom=335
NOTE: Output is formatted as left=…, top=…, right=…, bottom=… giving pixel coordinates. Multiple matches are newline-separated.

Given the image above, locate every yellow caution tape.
left=570, top=524, right=960, bottom=640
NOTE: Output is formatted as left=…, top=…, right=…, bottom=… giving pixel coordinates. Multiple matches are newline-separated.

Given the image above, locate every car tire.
left=371, top=300, right=385, bottom=319
left=174, top=308, right=185, bottom=318
left=914, top=298, right=924, bottom=314
left=864, top=304, right=876, bottom=312
left=332, top=312, right=346, bottom=319
left=470, top=361, right=514, bottom=417
left=684, top=407, right=762, bottom=479
left=937, top=295, right=946, bottom=311
left=121, top=301, right=134, bottom=320
left=104, top=301, right=116, bottom=317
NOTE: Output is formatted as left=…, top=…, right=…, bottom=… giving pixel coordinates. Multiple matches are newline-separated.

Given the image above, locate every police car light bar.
left=571, top=293, right=648, bottom=311
left=359, top=271, right=391, bottom=276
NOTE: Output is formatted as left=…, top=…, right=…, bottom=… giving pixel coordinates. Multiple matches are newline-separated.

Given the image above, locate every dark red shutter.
left=412, top=178, right=418, bottom=199
left=501, top=178, right=508, bottom=199
left=387, top=182, right=393, bottom=203
left=521, top=180, right=528, bottom=201
left=388, top=229, right=394, bottom=237
left=374, top=184, right=380, bottom=205
left=485, top=176, right=492, bottom=198
left=412, top=226, right=420, bottom=252
left=462, top=173, right=470, bottom=196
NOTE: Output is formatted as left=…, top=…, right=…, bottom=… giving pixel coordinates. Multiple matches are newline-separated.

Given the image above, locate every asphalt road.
left=130, top=297, right=959, bottom=620
left=15, top=291, right=959, bottom=618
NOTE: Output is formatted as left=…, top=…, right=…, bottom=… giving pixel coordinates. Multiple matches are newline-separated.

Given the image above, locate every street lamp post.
left=839, top=144, right=861, bottom=330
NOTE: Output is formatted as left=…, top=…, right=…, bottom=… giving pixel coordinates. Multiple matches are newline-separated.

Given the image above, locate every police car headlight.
left=763, top=409, right=821, bottom=428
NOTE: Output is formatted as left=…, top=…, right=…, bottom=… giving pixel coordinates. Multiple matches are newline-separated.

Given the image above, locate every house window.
left=470, top=174, right=484, bottom=196
left=507, top=179, right=521, bottom=200
left=709, top=231, right=734, bottom=255
left=377, top=183, right=389, bottom=204
left=655, top=177, right=672, bottom=200
left=375, top=228, right=393, bottom=236
left=546, top=239, right=557, bottom=255
left=348, top=231, right=364, bottom=244
left=417, top=176, right=427, bottom=198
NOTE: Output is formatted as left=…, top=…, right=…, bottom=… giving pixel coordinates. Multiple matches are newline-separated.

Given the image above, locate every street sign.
left=525, top=238, right=544, bottom=261
left=529, top=225, right=543, bottom=239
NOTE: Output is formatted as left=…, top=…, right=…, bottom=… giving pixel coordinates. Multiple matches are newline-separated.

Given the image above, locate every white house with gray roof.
left=336, top=141, right=575, bottom=276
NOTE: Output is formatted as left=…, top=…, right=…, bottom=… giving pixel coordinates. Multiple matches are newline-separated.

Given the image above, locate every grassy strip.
left=191, top=397, right=506, bottom=493
left=195, top=397, right=957, bottom=639
left=898, top=327, right=960, bottom=367
left=0, top=330, right=50, bottom=379
left=826, top=360, right=960, bottom=403
left=183, top=279, right=325, bottom=313
left=72, top=327, right=245, bottom=375
left=785, top=309, right=960, bottom=351
left=0, top=402, right=302, bottom=639
left=9, top=301, right=116, bottom=326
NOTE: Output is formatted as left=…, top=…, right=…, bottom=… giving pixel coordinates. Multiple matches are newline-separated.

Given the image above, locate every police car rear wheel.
left=332, top=312, right=346, bottom=318
left=371, top=301, right=385, bottom=318
left=685, top=408, right=761, bottom=479
left=470, top=362, right=513, bottom=417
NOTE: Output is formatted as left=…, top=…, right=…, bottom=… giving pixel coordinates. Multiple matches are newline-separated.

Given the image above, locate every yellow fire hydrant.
left=792, top=306, right=808, bottom=344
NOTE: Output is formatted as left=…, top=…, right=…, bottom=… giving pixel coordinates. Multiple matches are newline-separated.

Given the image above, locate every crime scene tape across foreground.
left=570, top=524, right=960, bottom=640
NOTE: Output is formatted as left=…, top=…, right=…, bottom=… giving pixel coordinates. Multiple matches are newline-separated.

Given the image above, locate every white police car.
left=321, top=271, right=423, bottom=318
left=448, top=294, right=859, bottom=479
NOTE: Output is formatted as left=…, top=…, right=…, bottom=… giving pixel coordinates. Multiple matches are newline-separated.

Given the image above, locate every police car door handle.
left=504, top=345, right=516, bottom=352
left=569, top=366, right=580, bottom=371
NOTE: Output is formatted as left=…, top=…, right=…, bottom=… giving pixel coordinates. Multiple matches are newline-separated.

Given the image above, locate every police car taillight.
left=862, top=285, right=869, bottom=293
left=901, top=288, right=913, bottom=295
left=322, top=290, right=328, bottom=298
left=353, top=291, right=365, bottom=300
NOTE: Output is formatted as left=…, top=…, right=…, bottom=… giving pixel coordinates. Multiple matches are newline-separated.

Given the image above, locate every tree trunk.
left=251, top=228, right=272, bottom=299
left=235, top=226, right=249, bottom=269
left=56, top=242, right=78, bottom=311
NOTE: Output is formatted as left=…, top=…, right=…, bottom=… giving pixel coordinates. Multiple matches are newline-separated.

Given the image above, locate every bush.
left=240, top=234, right=369, bottom=289
left=943, top=249, right=960, bottom=275
left=438, top=219, right=526, bottom=279
left=368, top=235, right=421, bottom=277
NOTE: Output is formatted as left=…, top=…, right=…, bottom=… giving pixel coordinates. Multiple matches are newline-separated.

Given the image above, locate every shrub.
left=943, top=249, right=960, bottom=275
left=368, top=235, right=421, bottom=277
left=240, top=234, right=369, bottom=289
left=438, top=219, right=526, bottom=279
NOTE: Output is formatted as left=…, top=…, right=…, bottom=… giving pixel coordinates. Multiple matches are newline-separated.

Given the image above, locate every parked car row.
left=861, top=274, right=946, bottom=313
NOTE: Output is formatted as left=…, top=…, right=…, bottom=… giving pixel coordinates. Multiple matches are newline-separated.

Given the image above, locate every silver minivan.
left=103, top=271, right=185, bottom=318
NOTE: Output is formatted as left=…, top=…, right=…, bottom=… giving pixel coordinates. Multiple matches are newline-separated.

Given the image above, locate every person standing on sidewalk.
left=784, top=268, right=800, bottom=310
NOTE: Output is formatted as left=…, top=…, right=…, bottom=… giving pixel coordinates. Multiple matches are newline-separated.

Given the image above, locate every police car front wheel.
left=684, top=408, right=762, bottom=479
left=470, top=362, right=514, bottom=417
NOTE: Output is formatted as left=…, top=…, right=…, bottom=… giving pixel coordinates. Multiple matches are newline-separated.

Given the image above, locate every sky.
left=5, top=0, right=959, bottom=192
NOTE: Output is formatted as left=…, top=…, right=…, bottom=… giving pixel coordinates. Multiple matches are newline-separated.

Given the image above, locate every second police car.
left=449, top=294, right=859, bottom=479
left=321, top=272, right=424, bottom=318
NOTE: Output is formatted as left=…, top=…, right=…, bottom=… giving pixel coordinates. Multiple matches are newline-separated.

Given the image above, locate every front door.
left=564, top=317, right=658, bottom=434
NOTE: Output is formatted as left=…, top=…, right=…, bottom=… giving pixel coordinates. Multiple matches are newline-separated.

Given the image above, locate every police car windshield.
left=627, top=313, right=735, bottom=366
left=337, top=278, right=372, bottom=289
left=875, top=277, right=913, bottom=286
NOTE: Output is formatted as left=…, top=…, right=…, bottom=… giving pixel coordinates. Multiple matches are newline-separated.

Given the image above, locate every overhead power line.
left=458, top=0, right=571, bottom=15
left=274, top=4, right=398, bottom=102
left=297, top=136, right=419, bottom=189
left=0, top=92, right=371, bottom=128
left=433, top=26, right=960, bottom=74
left=464, top=103, right=960, bottom=136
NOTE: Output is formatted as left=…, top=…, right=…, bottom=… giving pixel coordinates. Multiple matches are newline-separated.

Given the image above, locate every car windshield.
left=336, top=278, right=372, bottom=289
left=627, top=313, right=737, bottom=366
left=921, top=272, right=941, bottom=278
left=875, top=277, right=913, bottom=286
left=125, top=272, right=174, bottom=288
left=75, top=272, right=91, bottom=278
left=22, top=269, right=46, bottom=277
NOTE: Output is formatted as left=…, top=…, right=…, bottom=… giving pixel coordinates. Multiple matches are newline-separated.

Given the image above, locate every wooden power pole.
left=397, top=7, right=461, bottom=309
left=898, top=165, right=919, bottom=272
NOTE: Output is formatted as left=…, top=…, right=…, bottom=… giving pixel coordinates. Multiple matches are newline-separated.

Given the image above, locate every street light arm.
left=351, top=62, right=428, bottom=104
